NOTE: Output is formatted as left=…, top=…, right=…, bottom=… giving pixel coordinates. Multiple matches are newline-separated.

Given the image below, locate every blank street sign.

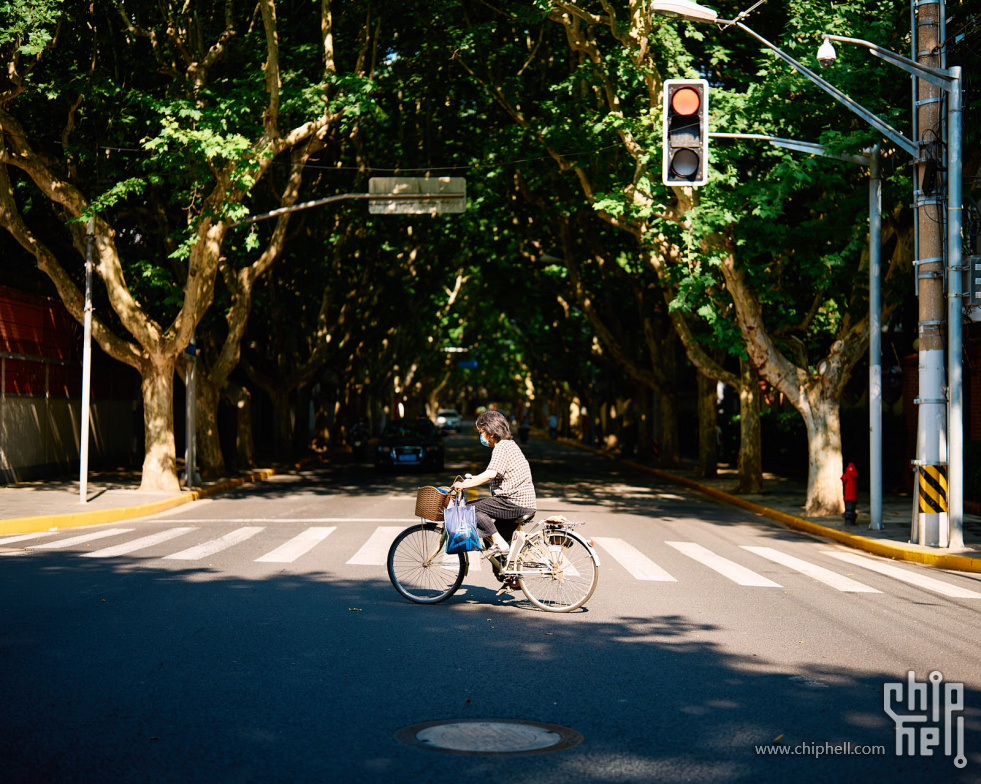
left=369, top=177, right=466, bottom=214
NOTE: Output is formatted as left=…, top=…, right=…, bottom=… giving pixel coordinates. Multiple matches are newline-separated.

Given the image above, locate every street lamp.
left=651, top=0, right=964, bottom=547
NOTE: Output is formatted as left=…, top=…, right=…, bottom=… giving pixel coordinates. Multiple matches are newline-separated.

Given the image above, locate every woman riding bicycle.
left=451, top=410, right=536, bottom=555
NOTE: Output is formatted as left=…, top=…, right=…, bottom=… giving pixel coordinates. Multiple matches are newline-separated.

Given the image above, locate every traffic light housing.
left=662, top=79, right=709, bottom=187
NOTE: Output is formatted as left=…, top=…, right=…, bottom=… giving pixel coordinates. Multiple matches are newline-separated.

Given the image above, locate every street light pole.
left=869, top=146, right=883, bottom=531
left=79, top=218, right=95, bottom=504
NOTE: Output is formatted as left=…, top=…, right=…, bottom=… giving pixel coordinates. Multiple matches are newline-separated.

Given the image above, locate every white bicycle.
left=386, top=494, right=600, bottom=612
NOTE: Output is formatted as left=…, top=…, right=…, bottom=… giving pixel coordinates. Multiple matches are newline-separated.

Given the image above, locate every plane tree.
left=0, top=0, right=379, bottom=490
left=446, top=0, right=914, bottom=513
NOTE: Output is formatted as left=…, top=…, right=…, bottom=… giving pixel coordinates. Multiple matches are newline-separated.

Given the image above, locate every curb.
left=557, top=437, right=981, bottom=574
left=0, top=468, right=277, bottom=536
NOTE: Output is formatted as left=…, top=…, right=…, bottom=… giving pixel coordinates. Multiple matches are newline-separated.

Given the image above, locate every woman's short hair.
left=476, top=410, right=512, bottom=441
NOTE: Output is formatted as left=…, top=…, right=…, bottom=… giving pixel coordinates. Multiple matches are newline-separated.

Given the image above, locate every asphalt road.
left=2, top=431, right=979, bottom=783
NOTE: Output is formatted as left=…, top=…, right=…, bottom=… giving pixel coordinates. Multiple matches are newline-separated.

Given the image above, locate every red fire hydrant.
left=841, top=462, right=858, bottom=525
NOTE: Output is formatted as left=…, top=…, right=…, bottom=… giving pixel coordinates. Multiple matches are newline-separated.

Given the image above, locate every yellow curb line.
left=0, top=468, right=277, bottom=536
left=557, top=437, right=981, bottom=574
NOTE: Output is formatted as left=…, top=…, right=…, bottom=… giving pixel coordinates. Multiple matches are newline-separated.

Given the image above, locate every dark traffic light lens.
left=671, top=87, right=700, bottom=116
left=670, top=149, right=700, bottom=178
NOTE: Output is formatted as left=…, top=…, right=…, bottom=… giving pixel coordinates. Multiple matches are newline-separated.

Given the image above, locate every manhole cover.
left=395, top=719, right=583, bottom=756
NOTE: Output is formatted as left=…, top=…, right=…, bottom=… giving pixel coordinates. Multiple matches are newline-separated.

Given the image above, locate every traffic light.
left=662, top=79, right=709, bottom=187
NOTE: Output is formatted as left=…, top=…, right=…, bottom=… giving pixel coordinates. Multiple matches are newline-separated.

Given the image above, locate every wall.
left=0, top=286, right=137, bottom=484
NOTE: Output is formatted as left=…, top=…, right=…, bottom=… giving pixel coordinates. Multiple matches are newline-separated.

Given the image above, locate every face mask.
left=479, top=433, right=491, bottom=447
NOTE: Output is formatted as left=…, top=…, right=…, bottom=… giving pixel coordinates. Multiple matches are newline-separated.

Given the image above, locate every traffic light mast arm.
left=710, top=133, right=872, bottom=166
left=822, top=34, right=955, bottom=92
left=719, top=21, right=916, bottom=157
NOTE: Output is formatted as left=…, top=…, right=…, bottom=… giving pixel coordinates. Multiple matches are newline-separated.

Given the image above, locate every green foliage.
left=0, top=0, right=62, bottom=54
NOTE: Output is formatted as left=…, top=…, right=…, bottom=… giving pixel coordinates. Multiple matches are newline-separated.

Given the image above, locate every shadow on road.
left=1, top=543, right=976, bottom=784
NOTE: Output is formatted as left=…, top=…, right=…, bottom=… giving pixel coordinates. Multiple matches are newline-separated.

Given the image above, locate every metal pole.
left=184, top=335, right=197, bottom=490
left=79, top=218, right=94, bottom=504
left=869, top=146, right=883, bottom=530
left=947, top=66, right=964, bottom=548
left=914, top=0, right=947, bottom=548
left=731, top=22, right=917, bottom=157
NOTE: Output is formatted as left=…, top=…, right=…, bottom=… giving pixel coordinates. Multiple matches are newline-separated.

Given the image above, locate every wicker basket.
left=415, top=486, right=451, bottom=521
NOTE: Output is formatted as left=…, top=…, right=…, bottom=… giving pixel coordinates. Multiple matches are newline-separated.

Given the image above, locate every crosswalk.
left=2, top=523, right=980, bottom=601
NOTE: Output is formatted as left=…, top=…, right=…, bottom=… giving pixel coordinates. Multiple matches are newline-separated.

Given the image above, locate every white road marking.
left=0, top=531, right=62, bottom=545
left=593, top=537, right=677, bottom=581
left=29, top=529, right=135, bottom=550
left=255, top=527, right=336, bottom=563
left=163, top=527, right=264, bottom=561
left=741, top=546, right=880, bottom=593
left=143, top=517, right=420, bottom=524
left=666, top=541, right=782, bottom=587
left=82, top=528, right=197, bottom=558
left=821, top=550, right=981, bottom=599
left=346, top=527, right=405, bottom=565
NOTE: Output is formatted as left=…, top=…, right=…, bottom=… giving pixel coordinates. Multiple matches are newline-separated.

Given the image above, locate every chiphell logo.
left=884, top=670, right=966, bottom=768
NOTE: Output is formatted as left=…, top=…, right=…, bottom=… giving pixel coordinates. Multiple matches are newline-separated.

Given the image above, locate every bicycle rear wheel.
left=517, top=530, right=598, bottom=612
left=387, top=522, right=466, bottom=604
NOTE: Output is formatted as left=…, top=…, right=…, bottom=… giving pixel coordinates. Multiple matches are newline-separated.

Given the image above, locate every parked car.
left=375, top=419, right=445, bottom=471
left=435, top=408, right=463, bottom=432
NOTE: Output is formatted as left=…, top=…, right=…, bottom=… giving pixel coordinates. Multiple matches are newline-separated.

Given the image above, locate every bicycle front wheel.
left=517, top=531, right=598, bottom=612
left=387, top=522, right=466, bottom=604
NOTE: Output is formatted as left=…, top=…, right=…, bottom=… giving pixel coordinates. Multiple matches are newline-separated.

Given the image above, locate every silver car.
left=435, top=408, right=462, bottom=432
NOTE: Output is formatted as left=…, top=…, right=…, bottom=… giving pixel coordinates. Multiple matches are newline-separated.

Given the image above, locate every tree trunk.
left=803, top=389, right=845, bottom=516
left=140, top=356, right=180, bottom=492
left=635, top=383, right=654, bottom=460
left=658, top=391, right=680, bottom=467
left=195, top=378, right=225, bottom=479
left=270, top=388, right=293, bottom=461
left=735, top=358, right=764, bottom=493
left=718, top=250, right=858, bottom=514
left=223, top=381, right=255, bottom=469
left=696, top=372, right=717, bottom=478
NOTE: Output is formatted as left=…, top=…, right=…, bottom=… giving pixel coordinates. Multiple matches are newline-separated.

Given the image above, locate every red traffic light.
left=662, top=79, right=709, bottom=187
left=671, top=87, right=701, bottom=116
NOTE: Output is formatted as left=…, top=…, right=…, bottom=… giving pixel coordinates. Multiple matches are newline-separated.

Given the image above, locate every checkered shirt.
left=486, top=439, right=536, bottom=510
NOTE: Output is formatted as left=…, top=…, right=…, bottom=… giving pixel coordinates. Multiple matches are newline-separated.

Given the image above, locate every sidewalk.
left=2, top=453, right=980, bottom=573
left=0, top=467, right=276, bottom=536
left=558, top=438, right=981, bottom=574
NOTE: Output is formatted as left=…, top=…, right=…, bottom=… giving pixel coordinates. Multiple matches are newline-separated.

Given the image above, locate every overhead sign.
left=369, top=177, right=467, bottom=215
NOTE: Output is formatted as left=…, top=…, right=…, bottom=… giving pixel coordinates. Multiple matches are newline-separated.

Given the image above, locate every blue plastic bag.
left=444, top=497, right=480, bottom=554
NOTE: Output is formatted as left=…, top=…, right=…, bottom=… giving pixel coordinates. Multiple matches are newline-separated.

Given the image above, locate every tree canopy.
left=2, top=0, right=978, bottom=508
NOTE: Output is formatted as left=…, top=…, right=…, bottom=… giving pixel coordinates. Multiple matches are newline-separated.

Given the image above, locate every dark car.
left=375, top=419, right=445, bottom=471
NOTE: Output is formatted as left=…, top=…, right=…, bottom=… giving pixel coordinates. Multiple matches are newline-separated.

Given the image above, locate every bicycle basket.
left=415, top=486, right=451, bottom=521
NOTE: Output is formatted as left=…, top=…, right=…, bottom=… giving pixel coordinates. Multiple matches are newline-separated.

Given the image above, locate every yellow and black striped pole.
left=916, top=464, right=949, bottom=547
left=918, top=465, right=949, bottom=514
